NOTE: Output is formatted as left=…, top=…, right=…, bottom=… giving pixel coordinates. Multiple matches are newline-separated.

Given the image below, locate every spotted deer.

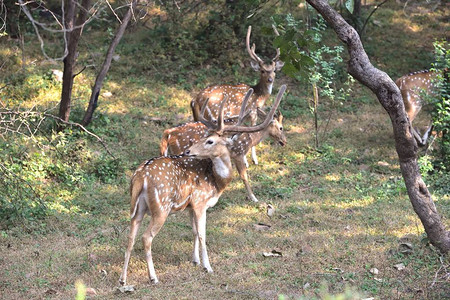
left=160, top=94, right=286, bottom=202
left=395, top=69, right=446, bottom=146
left=119, top=86, right=286, bottom=285
left=190, top=26, right=284, bottom=165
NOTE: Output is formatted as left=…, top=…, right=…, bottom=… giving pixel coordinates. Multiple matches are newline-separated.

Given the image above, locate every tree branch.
left=305, top=0, right=450, bottom=253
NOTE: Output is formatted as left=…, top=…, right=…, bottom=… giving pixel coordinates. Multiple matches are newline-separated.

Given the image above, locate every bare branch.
left=17, top=0, right=103, bottom=61
left=106, top=0, right=122, bottom=24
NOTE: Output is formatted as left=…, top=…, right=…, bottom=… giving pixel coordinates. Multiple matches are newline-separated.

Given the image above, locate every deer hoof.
left=249, top=195, right=258, bottom=203
left=150, top=278, right=159, bottom=284
left=192, top=260, right=200, bottom=266
left=204, top=267, right=214, bottom=273
left=118, top=277, right=126, bottom=286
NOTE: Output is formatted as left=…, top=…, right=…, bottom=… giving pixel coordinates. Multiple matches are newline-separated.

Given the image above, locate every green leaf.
left=282, top=62, right=300, bottom=78
left=345, top=0, right=354, bottom=14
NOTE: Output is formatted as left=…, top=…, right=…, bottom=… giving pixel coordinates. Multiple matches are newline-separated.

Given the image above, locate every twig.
left=105, top=0, right=122, bottom=24
left=360, top=0, right=389, bottom=38
left=0, top=108, right=116, bottom=159
left=430, top=256, right=449, bottom=287
left=0, top=162, right=48, bottom=210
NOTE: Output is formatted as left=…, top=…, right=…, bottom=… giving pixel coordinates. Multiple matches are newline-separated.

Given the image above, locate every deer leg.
left=421, top=124, right=434, bottom=146
left=250, top=112, right=258, bottom=165
left=190, top=209, right=200, bottom=266
left=142, top=212, right=168, bottom=284
left=193, top=207, right=213, bottom=273
left=119, top=199, right=146, bottom=286
left=235, top=156, right=258, bottom=202
left=411, top=127, right=424, bottom=146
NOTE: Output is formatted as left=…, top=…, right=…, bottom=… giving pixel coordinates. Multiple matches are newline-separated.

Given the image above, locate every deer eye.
left=206, top=140, right=214, bottom=145
left=261, top=70, right=265, bottom=74
left=280, top=127, right=283, bottom=131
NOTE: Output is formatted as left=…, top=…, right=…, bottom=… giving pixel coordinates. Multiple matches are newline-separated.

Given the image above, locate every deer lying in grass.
left=190, top=26, right=284, bottom=165
left=119, top=86, right=286, bottom=285
left=160, top=90, right=286, bottom=202
left=395, top=69, right=446, bottom=146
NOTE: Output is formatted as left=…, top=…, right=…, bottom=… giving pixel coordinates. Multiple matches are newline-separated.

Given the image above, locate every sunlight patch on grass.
left=325, top=173, right=341, bottom=182
left=289, top=124, right=307, bottom=134
left=227, top=205, right=259, bottom=216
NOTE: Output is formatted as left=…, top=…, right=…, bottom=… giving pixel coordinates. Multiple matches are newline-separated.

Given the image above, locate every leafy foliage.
left=418, top=41, right=450, bottom=194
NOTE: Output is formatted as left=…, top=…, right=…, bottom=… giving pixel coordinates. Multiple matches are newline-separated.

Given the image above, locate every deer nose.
left=268, top=77, right=273, bottom=83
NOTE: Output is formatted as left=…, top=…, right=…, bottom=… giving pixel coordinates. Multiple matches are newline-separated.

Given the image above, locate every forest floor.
left=0, top=1, right=449, bottom=299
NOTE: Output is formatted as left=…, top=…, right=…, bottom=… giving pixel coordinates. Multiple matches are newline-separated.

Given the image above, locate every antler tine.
left=236, top=88, right=253, bottom=126
left=256, top=107, right=267, bottom=119
left=197, top=98, right=217, bottom=129
left=216, top=95, right=228, bottom=134
left=223, top=85, right=287, bottom=133
left=272, top=48, right=281, bottom=62
left=246, top=26, right=263, bottom=64
left=271, top=24, right=281, bottom=62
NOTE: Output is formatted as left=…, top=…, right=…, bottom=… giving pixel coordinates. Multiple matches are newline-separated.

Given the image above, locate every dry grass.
left=1, top=99, right=449, bottom=299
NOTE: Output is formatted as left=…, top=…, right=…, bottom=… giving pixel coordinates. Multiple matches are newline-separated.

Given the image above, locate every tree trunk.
left=58, top=0, right=92, bottom=125
left=305, top=0, right=450, bottom=253
left=81, top=0, right=137, bottom=126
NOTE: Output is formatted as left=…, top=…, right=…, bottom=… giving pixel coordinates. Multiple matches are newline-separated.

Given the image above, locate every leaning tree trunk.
left=305, top=0, right=450, bottom=253
left=59, top=0, right=92, bottom=125
left=81, top=0, right=138, bottom=126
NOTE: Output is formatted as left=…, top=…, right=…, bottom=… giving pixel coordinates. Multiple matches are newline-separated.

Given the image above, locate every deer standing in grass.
left=119, top=86, right=286, bottom=285
left=160, top=91, right=286, bottom=202
left=395, top=69, right=446, bottom=146
left=190, top=26, right=284, bottom=165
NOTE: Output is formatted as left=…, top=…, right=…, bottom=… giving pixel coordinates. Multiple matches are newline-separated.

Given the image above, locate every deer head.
left=247, top=26, right=284, bottom=90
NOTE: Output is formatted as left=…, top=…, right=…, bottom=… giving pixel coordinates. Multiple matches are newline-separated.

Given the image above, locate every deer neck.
left=211, top=154, right=233, bottom=191
left=247, top=130, right=267, bottom=148
left=252, top=80, right=273, bottom=97
left=230, top=132, right=266, bottom=157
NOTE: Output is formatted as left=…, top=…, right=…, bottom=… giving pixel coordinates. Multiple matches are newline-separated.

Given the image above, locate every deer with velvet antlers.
left=160, top=89, right=286, bottom=202
left=190, top=26, right=284, bottom=165
left=395, top=69, right=447, bottom=146
left=119, top=86, right=286, bottom=285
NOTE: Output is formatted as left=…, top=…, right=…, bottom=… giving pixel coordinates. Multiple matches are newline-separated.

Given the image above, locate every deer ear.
left=275, top=60, right=284, bottom=71
left=250, top=60, right=261, bottom=71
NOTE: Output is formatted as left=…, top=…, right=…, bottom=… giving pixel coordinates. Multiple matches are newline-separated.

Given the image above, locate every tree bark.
left=81, top=0, right=137, bottom=126
left=305, top=0, right=450, bottom=253
left=59, top=0, right=92, bottom=125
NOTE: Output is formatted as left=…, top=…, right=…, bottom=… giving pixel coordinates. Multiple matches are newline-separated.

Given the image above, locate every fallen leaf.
left=116, top=285, right=135, bottom=294
left=377, top=161, right=390, bottom=167
left=262, top=250, right=282, bottom=257
left=253, top=223, right=271, bottom=231
left=267, top=204, right=275, bottom=217
left=102, top=91, right=112, bottom=98
left=369, top=268, right=379, bottom=275
left=374, top=277, right=383, bottom=282
left=303, top=282, right=310, bottom=290
left=86, top=287, right=97, bottom=296
left=394, top=263, right=405, bottom=271
left=100, top=269, right=107, bottom=280
left=399, top=242, right=413, bottom=254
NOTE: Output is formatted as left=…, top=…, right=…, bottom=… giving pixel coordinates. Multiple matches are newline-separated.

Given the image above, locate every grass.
left=1, top=1, right=449, bottom=299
